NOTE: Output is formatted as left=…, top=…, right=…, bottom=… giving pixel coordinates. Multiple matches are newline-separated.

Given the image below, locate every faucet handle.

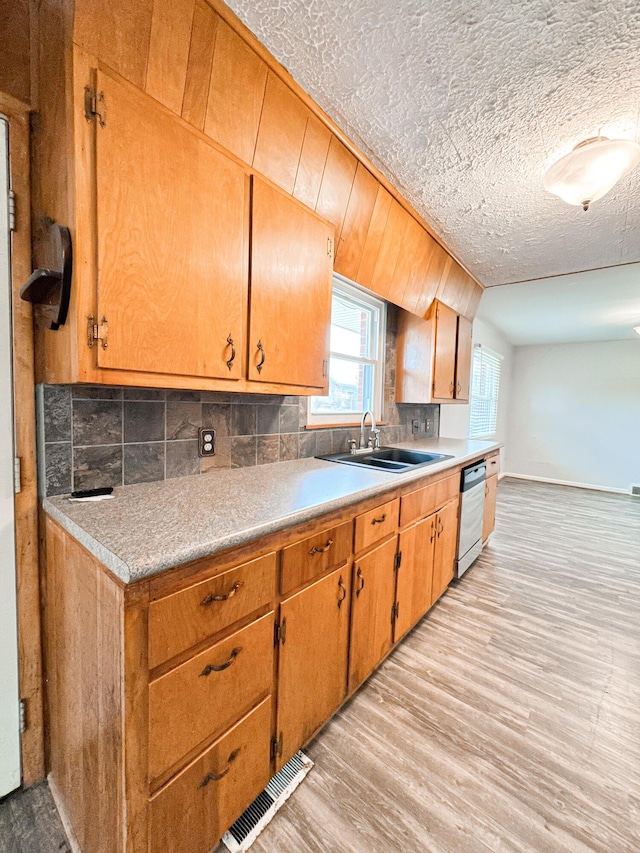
left=348, top=438, right=357, bottom=454
left=370, top=428, right=381, bottom=448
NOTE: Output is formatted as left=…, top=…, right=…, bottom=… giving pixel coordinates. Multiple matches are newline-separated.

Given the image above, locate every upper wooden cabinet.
left=396, top=300, right=474, bottom=404
left=249, top=177, right=333, bottom=389
left=95, top=69, right=246, bottom=381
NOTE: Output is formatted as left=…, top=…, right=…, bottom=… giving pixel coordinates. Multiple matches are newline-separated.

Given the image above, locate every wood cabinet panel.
left=392, top=215, right=426, bottom=311
left=395, top=515, right=435, bottom=640
left=354, top=497, right=399, bottom=554
left=205, top=19, right=267, bottom=164
left=486, top=452, right=501, bottom=479
left=148, top=613, right=273, bottom=784
left=437, top=258, right=474, bottom=316
left=400, top=473, right=459, bottom=528
left=357, top=184, right=393, bottom=288
left=334, top=163, right=379, bottom=281
left=149, top=698, right=272, bottom=853
left=455, top=316, right=473, bottom=401
left=369, top=200, right=411, bottom=300
left=431, top=301, right=458, bottom=400
left=281, top=521, right=352, bottom=597
left=293, top=114, right=332, bottom=210
left=249, top=177, right=332, bottom=388
left=414, top=241, right=450, bottom=318
left=315, top=136, right=358, bottom=245
left=74, top=0, right=154, bottom=89
left=483, top=474, right=498, bottom=543
left=399, top=227, right=436, bottom=314
left=349, top=536, right=398, bottom=692
left=253, top=72, right=309, bottom=194
left=276, top=568, right=350, bottom=768
left=95, top=70, right=246, bottom=380
left=144, top=0, right=195, bottom=115
left=181, top=0, right=218, bottom=130
left=149, top=552, right=277, bottom=669
left=431, top=499, right=458, bottom=605
left=395, top=310, right=435, bottom=405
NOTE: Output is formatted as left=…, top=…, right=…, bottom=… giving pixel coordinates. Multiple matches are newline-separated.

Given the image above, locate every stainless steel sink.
left=316, top=446, right=454, bottom=473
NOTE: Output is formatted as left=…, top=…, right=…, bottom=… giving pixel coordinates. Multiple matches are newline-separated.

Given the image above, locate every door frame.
left=0, top=91, right=44, bottom=786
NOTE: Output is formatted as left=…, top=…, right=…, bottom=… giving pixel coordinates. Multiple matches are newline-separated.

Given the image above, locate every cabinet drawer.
left=400, top=473, right=459, bottom=527
left=486, top=453, right=500, bottom=478
left=354, top=498, right=399, bottom=554
left=150, top=697, right=272, bottom=853
left=281, top=520, right=352, bottom=596
left=149, top=612, right=274, bottom=784
left=149, top=552, right=277, bottom=668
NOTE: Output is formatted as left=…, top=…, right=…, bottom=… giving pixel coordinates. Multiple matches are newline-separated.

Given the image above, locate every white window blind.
left=469, top=345, right=502, bottom=438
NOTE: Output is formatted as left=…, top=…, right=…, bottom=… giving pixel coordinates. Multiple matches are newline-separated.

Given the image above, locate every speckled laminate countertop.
left=44, top=438, right=500, bottom=584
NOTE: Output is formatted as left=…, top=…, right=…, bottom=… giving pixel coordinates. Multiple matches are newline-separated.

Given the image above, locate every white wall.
left=439, top=317, right=514, bottom=468
left=506, top=340, right=640, bottom=493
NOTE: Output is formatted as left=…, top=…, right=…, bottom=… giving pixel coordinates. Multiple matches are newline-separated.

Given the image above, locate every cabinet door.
left=431, top=499, right=459, bottom=605
left=249, top=177, right=332, bottom=388
left=483, top=474, right=498, bottom=542
left=349, top=536, right=397, bottom=692
left=95, top=69, right=246, bottom=380
left=455, top=316, right=473, bottom=401
left=432, top=301, right=457, bottom=400
left=276, top=567, right=350, bottom=769
left=395, top=514, right=435, bottom=641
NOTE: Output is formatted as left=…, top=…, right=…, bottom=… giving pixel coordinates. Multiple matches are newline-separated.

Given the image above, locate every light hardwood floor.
left=2, top=479, right=639, bottom=852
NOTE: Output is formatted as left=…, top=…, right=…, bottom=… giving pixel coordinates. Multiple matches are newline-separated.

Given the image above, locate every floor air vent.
left=221, top=751, right=313, bottom=852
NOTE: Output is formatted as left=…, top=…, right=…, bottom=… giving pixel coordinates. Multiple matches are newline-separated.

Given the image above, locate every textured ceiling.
left=226, top=0, right=640, bottom=286
left=477, top=262, right=640, bottom=344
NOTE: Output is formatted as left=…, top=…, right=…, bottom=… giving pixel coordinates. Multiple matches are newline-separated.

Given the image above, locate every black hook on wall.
left=20, top=221, right=72, bottom=330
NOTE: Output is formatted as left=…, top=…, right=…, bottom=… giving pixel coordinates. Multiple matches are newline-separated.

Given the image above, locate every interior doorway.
left=0, top=115, right=22, bottom=797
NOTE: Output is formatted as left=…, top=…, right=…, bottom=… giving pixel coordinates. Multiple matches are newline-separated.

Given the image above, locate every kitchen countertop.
left=44, top=437, right=500, bottom=584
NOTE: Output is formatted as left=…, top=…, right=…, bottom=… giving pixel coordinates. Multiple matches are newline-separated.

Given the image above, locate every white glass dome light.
left=543, top=136, right=640, bottom=211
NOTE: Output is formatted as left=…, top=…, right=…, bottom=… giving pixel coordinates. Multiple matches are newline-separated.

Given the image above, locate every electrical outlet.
left=425, top=417, right=432, bottom=434
left=632, top=485, right=640, bottom=497
left=198, top=427, right=216, bottom=457
left=411, top=418, right=420, bottom=434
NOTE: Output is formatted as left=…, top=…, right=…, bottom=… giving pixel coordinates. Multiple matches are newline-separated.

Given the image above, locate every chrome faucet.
left=359, top=410, right=380, bottom=449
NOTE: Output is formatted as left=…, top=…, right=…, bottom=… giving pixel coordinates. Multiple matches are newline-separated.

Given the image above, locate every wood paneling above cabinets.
left=315, top=136, right=358, bottom=246
left=144, top=0, right=195, bottom=115
left=292, top=114, right=332, bottom=210
left=334, top=163, right=379, bottom=281
left=181, top=0, right=218, bottom=130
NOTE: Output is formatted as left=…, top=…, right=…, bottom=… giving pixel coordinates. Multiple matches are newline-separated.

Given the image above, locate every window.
left=308, top=277, right=386, bottom=426
left=469, top=345, right=502, bottom=438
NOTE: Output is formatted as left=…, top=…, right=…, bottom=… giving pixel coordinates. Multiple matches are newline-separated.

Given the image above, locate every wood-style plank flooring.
left=0, top=782, right=69, bottom=853
left=2, top=479, right=639, bottom=852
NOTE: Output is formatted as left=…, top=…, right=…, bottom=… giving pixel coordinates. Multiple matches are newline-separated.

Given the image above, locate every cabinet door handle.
left=200, top=581, right=244, bottom=606
left=256, top=340, right=266, bottom=373
left=309, top=538, right=334, bottom=555
left=226, top=334, right=236, bottom=371
left=198, top=748, right=240, bottom=787
left=371, top=513, right=387, bottom=525
left=356, top=567, right=365, bottom=596
left=430, top=521, right=436, bottom=543
left=200, top=646, right=242, bottom=676
left=457, top=382, right=461, bottom=396
left=337, top=575, right=347, bottom=608
left=437, top=519, right=444, bottom=537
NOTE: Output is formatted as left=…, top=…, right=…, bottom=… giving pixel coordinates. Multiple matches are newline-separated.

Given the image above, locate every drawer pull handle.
left=226, top=334, right=236, bottom=371
left=371, top=513, right=387, bottom=525
left=355, top=567, right=365, bottom=596
left=200, top=646, right=242, bottom=676
left=309, top=538, right=334, bottom=555
left=200, top=581, right=244, bottom=606
left=337, top=575, right=347, bottom=608
left=198, top=748, right=240, bottom=787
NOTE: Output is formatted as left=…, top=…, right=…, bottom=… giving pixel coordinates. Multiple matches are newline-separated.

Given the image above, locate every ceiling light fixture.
left=543, top=136, right=640, bottom=211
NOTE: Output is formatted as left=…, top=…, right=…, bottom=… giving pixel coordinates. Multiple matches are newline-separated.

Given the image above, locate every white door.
left=0, top=116, right=21, bottom=797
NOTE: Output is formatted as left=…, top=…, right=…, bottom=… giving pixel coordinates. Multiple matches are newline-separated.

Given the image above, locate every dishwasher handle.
left=461, top=462, right=486, bottom=492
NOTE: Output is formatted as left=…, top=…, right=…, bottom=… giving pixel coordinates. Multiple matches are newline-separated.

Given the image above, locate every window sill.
left=305, top=421, right=389, bottom=430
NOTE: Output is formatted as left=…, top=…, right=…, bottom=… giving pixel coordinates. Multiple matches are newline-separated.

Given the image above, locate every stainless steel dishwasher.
left=455, top=461, right=486, bottom=578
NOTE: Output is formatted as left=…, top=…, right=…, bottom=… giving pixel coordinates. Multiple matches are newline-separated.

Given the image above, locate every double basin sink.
left=317, top=446, right=453, bottom=473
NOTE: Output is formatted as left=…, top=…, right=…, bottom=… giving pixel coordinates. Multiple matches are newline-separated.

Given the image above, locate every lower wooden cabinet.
left=430, top=499, right=459, bottom=605
left=483, top=474, right=498, bottom=542
left=349, top=536, right=398, bottom=692
left=275, top=567, right=351, bottom=769
left=394, top=514, right=436, bottom=641
left=149, top=698, right=272, bottom=853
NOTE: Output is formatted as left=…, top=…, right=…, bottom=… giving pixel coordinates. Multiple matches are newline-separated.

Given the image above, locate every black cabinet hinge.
left=87, top=315, right=109, bottom=349
left=270, top=732, right=283, bottom=761
left=274, top=618, right=287, bottom=646
left=394, top=551, right=402, bottom=572
left=84, top=85, right=106, bottom=127
left=322, top=358, right=328, bottom=378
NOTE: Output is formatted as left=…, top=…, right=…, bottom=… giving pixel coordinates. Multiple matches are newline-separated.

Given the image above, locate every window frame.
left=307, top=275, right=386, bottom=427
left=468, top=344, right=503, bottom=440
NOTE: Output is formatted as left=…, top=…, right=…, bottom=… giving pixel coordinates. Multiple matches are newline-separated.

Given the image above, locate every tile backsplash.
left=37, top=307, right=440, bottom=495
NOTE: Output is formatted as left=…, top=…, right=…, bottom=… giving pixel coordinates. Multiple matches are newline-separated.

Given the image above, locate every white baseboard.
left=502, top=472, right=632, bottom=496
